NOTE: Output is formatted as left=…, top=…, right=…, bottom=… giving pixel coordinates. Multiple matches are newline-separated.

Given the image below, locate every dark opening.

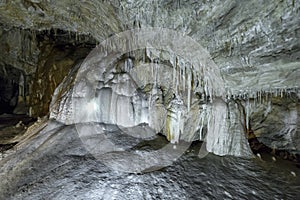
left=0, top=76, right=19, bottom=114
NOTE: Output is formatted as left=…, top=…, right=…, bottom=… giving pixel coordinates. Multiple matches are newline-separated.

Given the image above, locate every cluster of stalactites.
left=225, top=87, right=299, bottom=131
left=226, top=87, right=299, bottom=102
left=139, top=50, right=220, bottom=144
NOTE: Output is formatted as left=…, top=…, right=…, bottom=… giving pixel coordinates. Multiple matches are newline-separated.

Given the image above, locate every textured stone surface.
left=1, top=120, right=299, bottom=199
left=0, top=28, right=39, bottom=114
left=0, top=27, right=39, bottom=75
left=250, top=96, right=300, bottom=153
left=0, top=27, right=96, bottom=115
left=1, top=0, right=300, bottom=72
left=29, top=39, right=94, bottom=116
left=0, top=0, right=122, bottom=40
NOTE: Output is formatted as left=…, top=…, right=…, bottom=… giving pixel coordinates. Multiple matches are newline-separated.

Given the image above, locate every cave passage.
left=0, top=0, right=299, bottom=199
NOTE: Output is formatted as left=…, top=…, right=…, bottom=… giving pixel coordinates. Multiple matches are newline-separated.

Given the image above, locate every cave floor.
left=0, top=120, right=299, bottom=199
left=0, top=114, right=36, bottom=158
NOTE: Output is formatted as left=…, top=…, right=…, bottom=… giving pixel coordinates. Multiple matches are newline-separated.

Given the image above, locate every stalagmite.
left=198, top=105, right=207, bottom=141
left=166, top=97, right=185, bottom=144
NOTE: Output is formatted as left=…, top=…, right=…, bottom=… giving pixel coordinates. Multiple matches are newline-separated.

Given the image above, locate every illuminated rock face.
left=0, top=0, right=299, bottom=156
left=49, top=38, right=252, bottom=157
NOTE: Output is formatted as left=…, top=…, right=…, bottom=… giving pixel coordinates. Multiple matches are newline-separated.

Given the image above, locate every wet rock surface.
left=249, top=95, right=300, bottom=154
left=0, top=121, right=299, bottom=199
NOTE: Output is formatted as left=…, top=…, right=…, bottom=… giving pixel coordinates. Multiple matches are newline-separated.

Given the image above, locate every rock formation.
left=0, top=0, right=299, bottom=156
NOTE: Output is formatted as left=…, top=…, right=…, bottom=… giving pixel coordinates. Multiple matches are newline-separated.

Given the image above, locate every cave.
left=0, top=1, right=299, bottom=199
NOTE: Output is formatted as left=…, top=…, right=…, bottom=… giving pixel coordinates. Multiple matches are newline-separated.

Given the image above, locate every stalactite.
left=187, top=67, right=191, bottom=112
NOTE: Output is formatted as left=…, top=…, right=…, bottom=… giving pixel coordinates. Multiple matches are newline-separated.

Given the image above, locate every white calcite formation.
left=1, top=0, right=299, bottom=157
left=50, top=29, right=254, bottom=157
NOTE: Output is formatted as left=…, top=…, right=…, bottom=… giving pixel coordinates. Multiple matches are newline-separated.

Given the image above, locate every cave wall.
left=0, top=27, right=39, bottom=114
left=0, top=26, right=96, bottom=116
left=0, top=0, right=299, bottom=153
left=0, top=0, right=300, bottom=114
left=0, top=1, right=299, bottom=116
left=250, top=95, right=300, bottom=153
left=29, top=29, right=96, bottom=116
